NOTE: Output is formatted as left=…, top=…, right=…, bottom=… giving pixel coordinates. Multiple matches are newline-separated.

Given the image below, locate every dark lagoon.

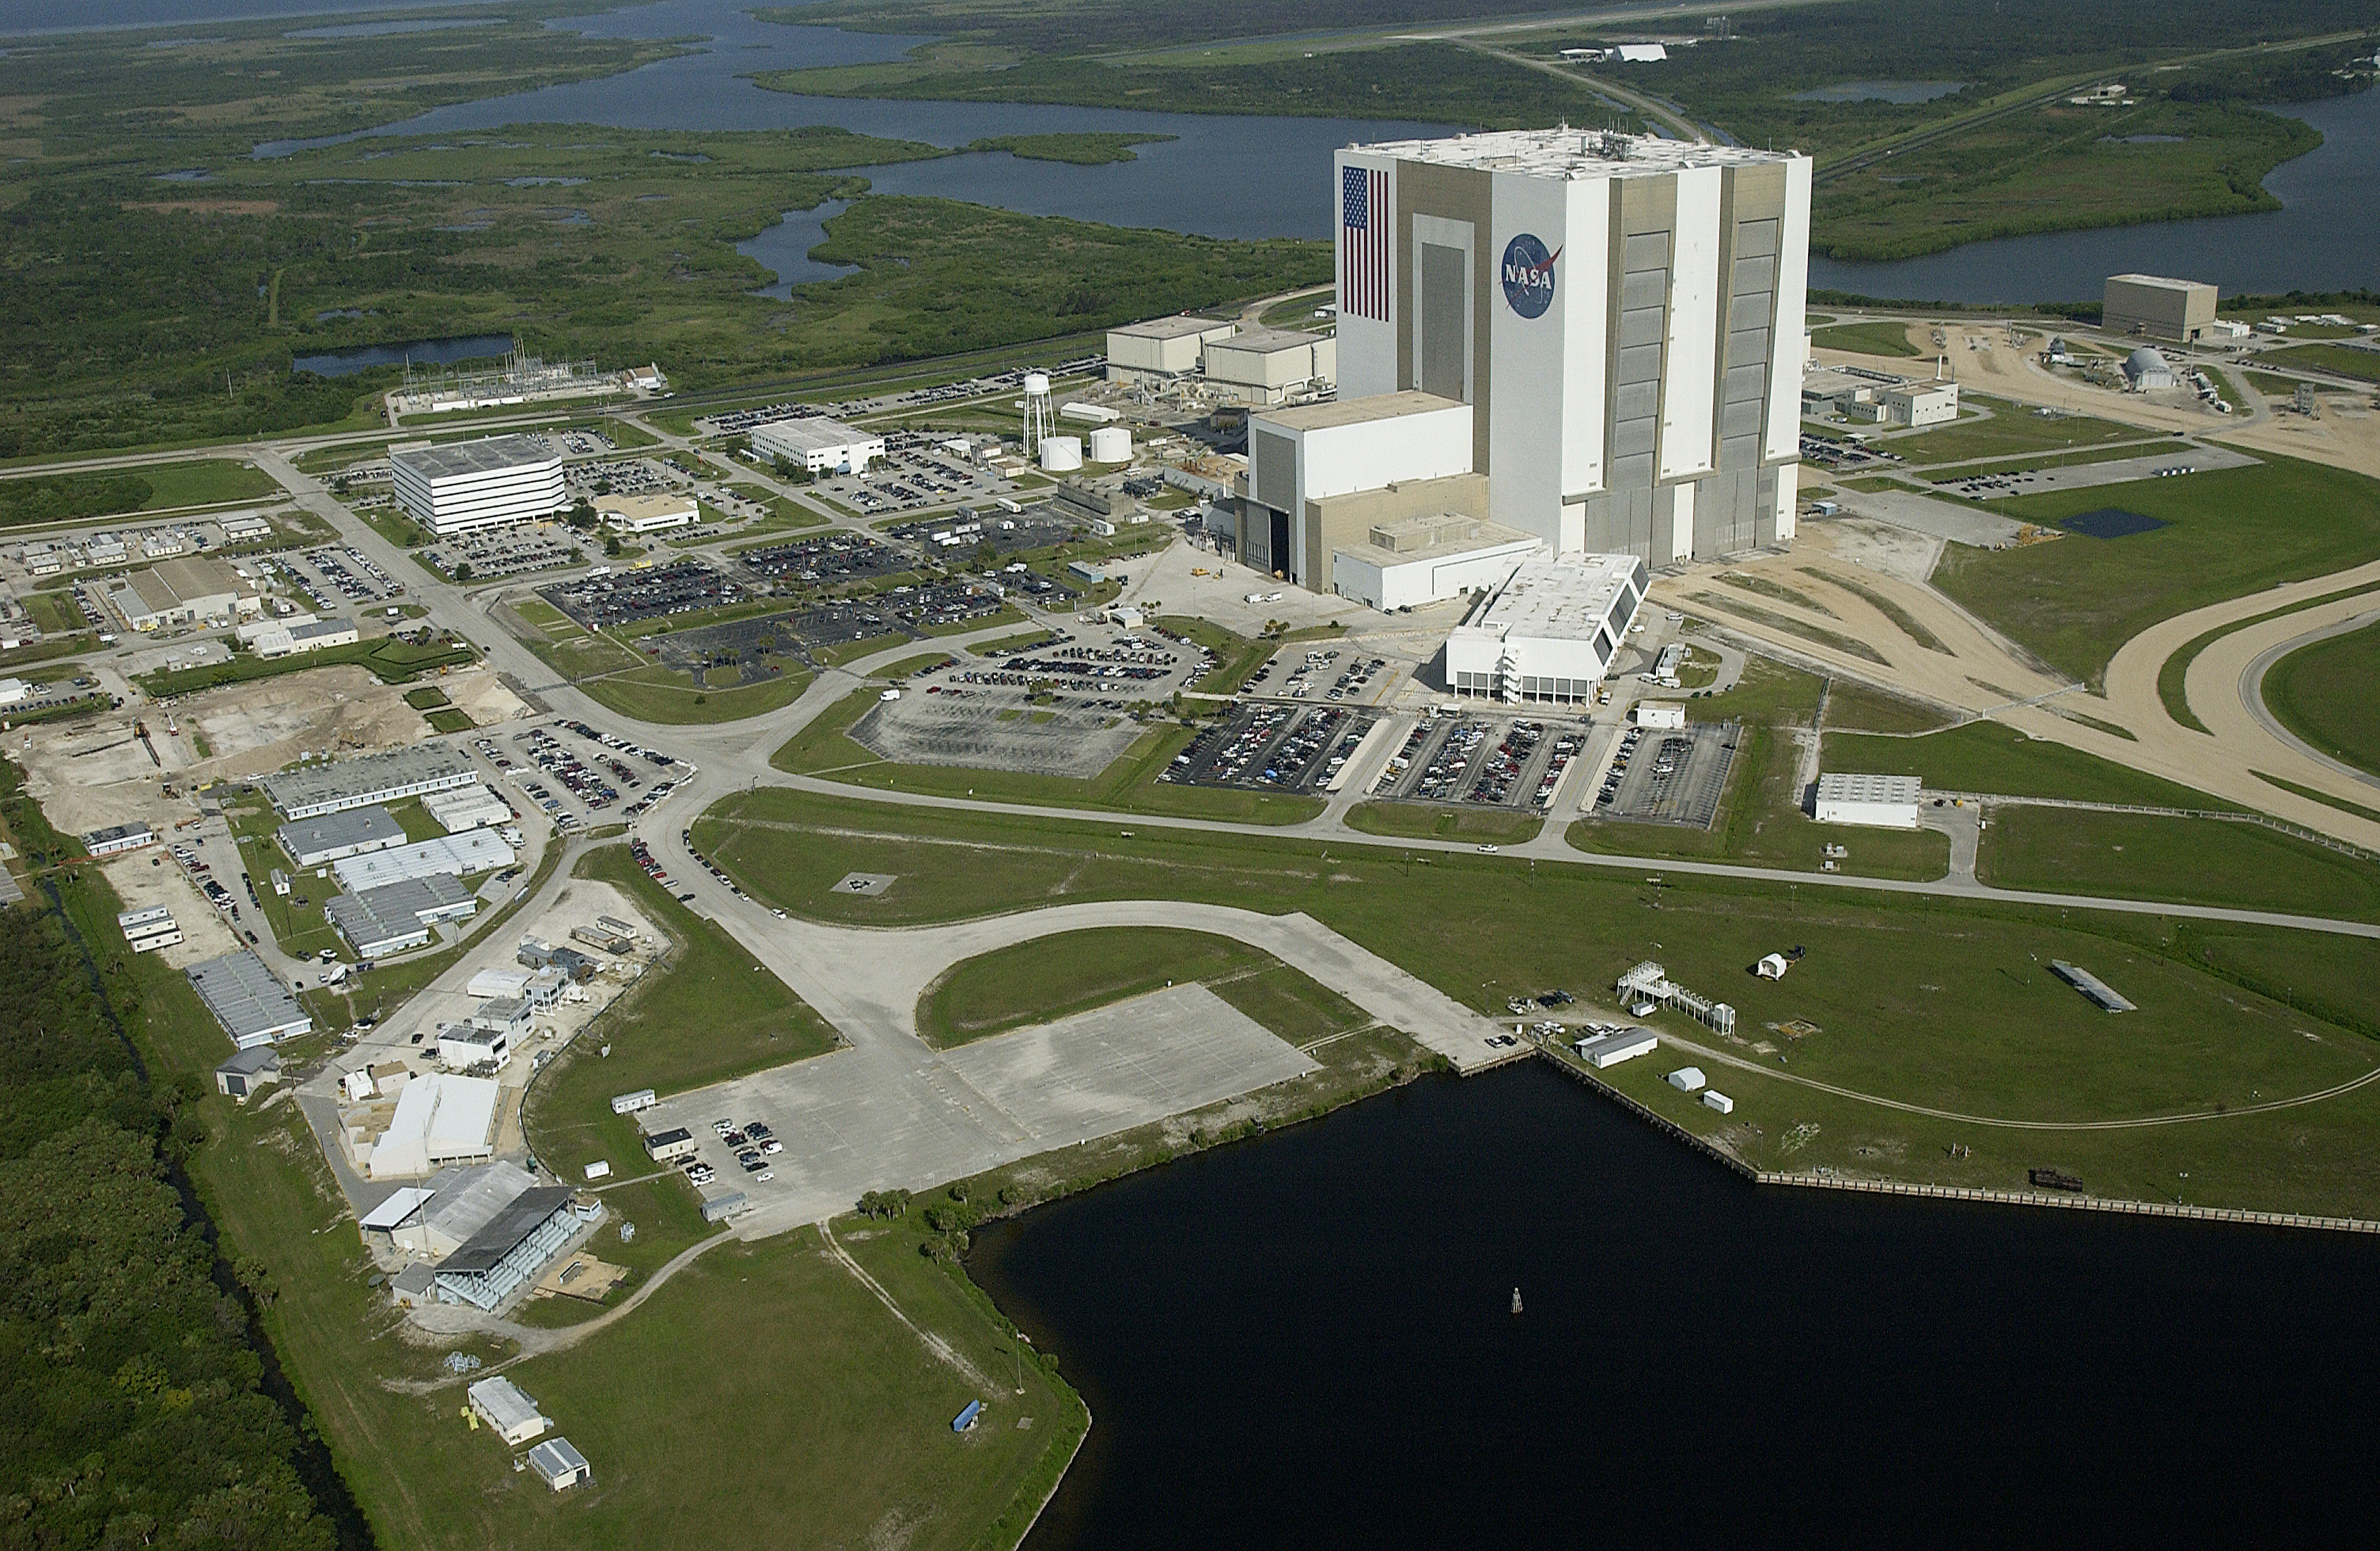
left=291, top=333, right=513, bottom=376
left=972, top=1060, right=2380, bottom=1547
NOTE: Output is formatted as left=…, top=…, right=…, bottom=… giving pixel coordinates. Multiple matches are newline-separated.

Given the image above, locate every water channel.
left=972, top=1061, right=2380, bottom=1547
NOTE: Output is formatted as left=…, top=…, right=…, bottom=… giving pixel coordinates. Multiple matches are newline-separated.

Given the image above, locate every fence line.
left=1529, top=1044, right=2380, bottom=1236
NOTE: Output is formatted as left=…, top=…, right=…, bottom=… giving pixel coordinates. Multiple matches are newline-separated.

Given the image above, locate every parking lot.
left=540, top=559, right=745, bottom=628
left=885, top=510, right=1078, bottom=558
left=1590, top=720, right=1737, bottom=826
left=1163, top=702, right=1377, bottom=794
left=488, top=719, right=684, bottom=832
left=1242, top=646, right=1397, bottom=706
left=562, top=456, right=683, bottom=498
left=940, top=625, right=1203, bottom=700
left=1372, top=714, right=1590, bottom=810
left=423, top=530, right=579, bottom=581
left=736, top=533, right=911, bottom=588
left=260, top=544, right=400, bottom=612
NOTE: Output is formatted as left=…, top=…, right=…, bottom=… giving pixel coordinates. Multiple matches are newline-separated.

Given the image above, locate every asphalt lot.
left=1590, top=721, right=1738, bottom=828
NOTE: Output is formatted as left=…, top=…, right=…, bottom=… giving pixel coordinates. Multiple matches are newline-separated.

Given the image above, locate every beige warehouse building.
left=2103, top=274, right=2219, bottom=343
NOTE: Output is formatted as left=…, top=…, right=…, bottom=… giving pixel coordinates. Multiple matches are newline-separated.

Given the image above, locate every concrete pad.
left=832, top=871, right=895, bottom=896
left=1839, top=487, right=2024, bottom=548
left=942, top=983, right=1315, bottom=1145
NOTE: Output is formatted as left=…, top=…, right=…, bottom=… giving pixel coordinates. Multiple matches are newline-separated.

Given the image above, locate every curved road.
left=2237, top=605, right=2380, bottom=795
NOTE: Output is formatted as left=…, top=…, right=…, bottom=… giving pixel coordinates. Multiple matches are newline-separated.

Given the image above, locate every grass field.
left=1810, top=320, right=1920, bottom=357
left=1933, top=456, right=2380, bottom=687
left=2259, top=620, right=2380, bottom=778
left=692, top=783, right=2380, bottom=1215
left=525, top=847, right=842, bottom=1184
left=1884, top=399, right=2147, bottom=465
left=2280, top=343, right=2380, bottom=384
left=1344, top=802, right=1544, bottom=844
left=575, top=664, right=813, bottom=726
left=771, top=685, right=1324, bottom=825
left=916, top=927, right=1271, bottom=1047
left=1976, top=805, right=2380, bottom=921
left=1824, top=721, right=2234, bottom=809
left=1822, top=681, right=1954, bottom=735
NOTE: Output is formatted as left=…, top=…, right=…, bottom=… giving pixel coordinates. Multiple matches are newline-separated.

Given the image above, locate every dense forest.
left=0, top=773, right=345, bottom=1550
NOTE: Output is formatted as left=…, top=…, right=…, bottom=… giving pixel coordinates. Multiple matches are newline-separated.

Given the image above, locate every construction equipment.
left=132, top=720, right=161, bottom=768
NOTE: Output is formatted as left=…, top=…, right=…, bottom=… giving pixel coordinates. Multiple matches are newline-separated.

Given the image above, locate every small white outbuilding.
left=1756, top=953, right=1791, bottom=980
left=1702, top=1090, right=1735, bottom=1115
left=1666, top=1067, right=1707, bottom=1094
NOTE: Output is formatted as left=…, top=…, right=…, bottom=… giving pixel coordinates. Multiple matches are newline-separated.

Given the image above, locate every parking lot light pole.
left=1014, top=1333, right=1030, bottom=1394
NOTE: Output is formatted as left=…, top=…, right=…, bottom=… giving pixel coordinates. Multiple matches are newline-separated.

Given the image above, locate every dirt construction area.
left=15, top=665, right=529, bottom=837
left=97, top=851, right=242, bottom=965
left=849, top=695, right=1146, bottom=778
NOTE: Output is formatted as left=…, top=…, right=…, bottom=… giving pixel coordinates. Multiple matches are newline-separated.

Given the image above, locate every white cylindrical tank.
left=1038, top=435, right=1082, bottom=472
left=1087, top=426, right=1131, bottom=463
left=1022, top=372, right=1052, bottom=396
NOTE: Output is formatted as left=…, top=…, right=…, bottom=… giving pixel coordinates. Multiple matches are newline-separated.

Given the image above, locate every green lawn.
left=2260, top=620, right=2380, bottom=778
left=917, top=927, right=1272, bottom=1048
left=1977, top=806, right=2380, bottom=921
left=576, top=664, right=813, bottom=725
left=2280, top=343, right=2380, bottom=384
left=1932, top=455, right=2380, bottom=687
left=1810, top=320, right=1920, bottom=357
left=1822, top=681, right=1954, bottom=735
left=1884, top=399, right=2147, bottom=465
left=424, top=706, right=476, bottom=734
left=771, top=685, right=1324, bottom=825
left=1824, top=721, right=2234, bottom=808
left=1151, top=615, right=1273, bottom=694
left=1344, top=802, right=1544, bottom=844
left=524, top=847, right=841, bottom=1184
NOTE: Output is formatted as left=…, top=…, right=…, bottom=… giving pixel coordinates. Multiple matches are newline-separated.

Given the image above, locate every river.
left=970, top=1062, right=2380, bottom=1546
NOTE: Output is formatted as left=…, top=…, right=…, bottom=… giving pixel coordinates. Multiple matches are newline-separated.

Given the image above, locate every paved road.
left=2236, top=605, right=2380, bottom=794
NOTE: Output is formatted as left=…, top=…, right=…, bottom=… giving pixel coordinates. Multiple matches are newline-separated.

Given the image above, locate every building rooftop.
left=527, top=1438, right=589, bottom=1483
left=2108, top=273, right=2214, bottom=292
left=1816, top=772, right=1922, bottom=804
left=1348, top=127, right=1802, bottom=181
left=1347, top=513, right=1540, bottom=566
left=334, top=830, right=513, bottom=892
left=2051, top=959, right=2137, bottom=1013
left=421, top=1159, right=536, bottom=1243
left=1208, top=326, right=1328, bottom=357
left=467, top=1376, right=547, bottom=1435
left=594, top=492, right=696, bottom=520
left=751, top=415, right=877, bottom=453
left=327, top=874, right=472, bottom=950
left=440, top=1185, right=574, bottom=1276
left=279, top=804, right=406, bottom=859
left=185, top=951, right=310, bottom=1045
left=390, top=435, right=556, bottom=481
left=214, top=1045, right=282, bottom=1078
left=83, top=821, right=153, bottom=847
left=1113, top=314, right=1234, bottom=340
left=1460, top=552, right=1647, bottom=643
left=260, top=745, right=476, bottom=815
left=358, top=1184, right=438, bottom=1231
left=1257, top=390, right=1464, bottom=434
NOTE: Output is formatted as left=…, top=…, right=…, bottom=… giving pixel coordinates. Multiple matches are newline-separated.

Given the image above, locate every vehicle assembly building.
left=1332, top=127, right=1810, bottom=563
left=390, top=435, right=567, bottom=537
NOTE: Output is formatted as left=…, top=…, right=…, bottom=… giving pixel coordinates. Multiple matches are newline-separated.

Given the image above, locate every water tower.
left=1021, top=371, right=1053, bottom=455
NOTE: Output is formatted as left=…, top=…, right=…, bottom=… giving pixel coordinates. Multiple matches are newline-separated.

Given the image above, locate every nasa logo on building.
left=1500, top=233, right=1559, bottom=319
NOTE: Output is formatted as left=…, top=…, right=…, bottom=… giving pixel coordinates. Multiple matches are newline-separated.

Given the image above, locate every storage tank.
left=1087, top=426, right=1131, bottom=463
left=1022, top=371, right=1052, bottom=396
left=1038, top=435, right=1083, bottom=472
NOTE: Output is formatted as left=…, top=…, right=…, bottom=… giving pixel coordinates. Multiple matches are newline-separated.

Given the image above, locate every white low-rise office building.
left=1446, top=552, right=1648, bottom=704
left=279, top=805, right=407, bottom=868
left=118, top=905, right=183, bottom=954
left=1328, top=512, right=1540, bottom=611
left=596, top=493, right=698, bottom=533
left=1106, top=315, right=1238, bottom=384
left=1203, top=327, right=1336, bottom=405
left=750, top=415, right=885, bottom=474
left=367, top=1071, right=500, bottom=1177
left=391, top=436, right=567, bottom=537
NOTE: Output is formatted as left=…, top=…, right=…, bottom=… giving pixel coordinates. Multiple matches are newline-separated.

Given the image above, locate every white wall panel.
left=1658, top=163, right=1722, bottom=481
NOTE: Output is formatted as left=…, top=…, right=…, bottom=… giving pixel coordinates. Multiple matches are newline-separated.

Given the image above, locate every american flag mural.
left=1340, top=164, right=1389, bottom=322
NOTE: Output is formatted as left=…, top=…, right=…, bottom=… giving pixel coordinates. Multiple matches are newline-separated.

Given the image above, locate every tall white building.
left=1333, top=128, right=1810, bottom=563
left=390, top=436, right=566, bottom=537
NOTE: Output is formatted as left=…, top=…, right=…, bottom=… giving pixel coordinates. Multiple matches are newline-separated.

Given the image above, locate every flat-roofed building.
left=1106, top=315, right=1238, bottom=385
left=2104, top=274, right=2219, bottom=343
left=526, top=1439, right=591, bottom=1492
left=749, top=415, right=886, bottom=475
left=466, top=1376, right=551, bottom=1446
left=83, top=821, right=157, bottom=857
left=1446, top=552, right=1648, bottom=704
left=279, top=805, right=407, bottom=868
left=244, top=616, right=359, bottom=659
left=595, top=492, right=698, bottom=533
left=1813, top=771, right=1921, bottom=829
left=333, top=829, right=513, bottom=892
left=1336, top=128, right=1810, bottom=561
left=104, top=556, right=261, bottom=631
left=422, top=783, right=514, bottom=833
left=391, top=435, right=566, bottom=537
left=1203, top=327, right=1336, bottom=406
left=1241, top=391, right=1479, bottom=587
left=1883, top=381, right=1958, bottom=427
left=1329, top=511, right=1541, bottom=611
left=436, top=1022, right=510, bottom=1072
left=366, top=1160, right=532, bottom=1255
left=263, top=745, right=478, bottom=819
left=642, top=1126, right=699, bottom=1164
left=186, top=950, right=312, bottom=1049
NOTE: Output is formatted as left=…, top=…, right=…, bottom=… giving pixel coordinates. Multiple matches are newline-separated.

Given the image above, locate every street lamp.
left=1014, top=1333, right=1032, bottom=1394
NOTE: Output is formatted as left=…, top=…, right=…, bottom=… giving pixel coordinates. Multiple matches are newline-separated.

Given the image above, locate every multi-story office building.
left=1333, top=128, right=1810, bottom=564
left=390, top=435, right=567, bottom=537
